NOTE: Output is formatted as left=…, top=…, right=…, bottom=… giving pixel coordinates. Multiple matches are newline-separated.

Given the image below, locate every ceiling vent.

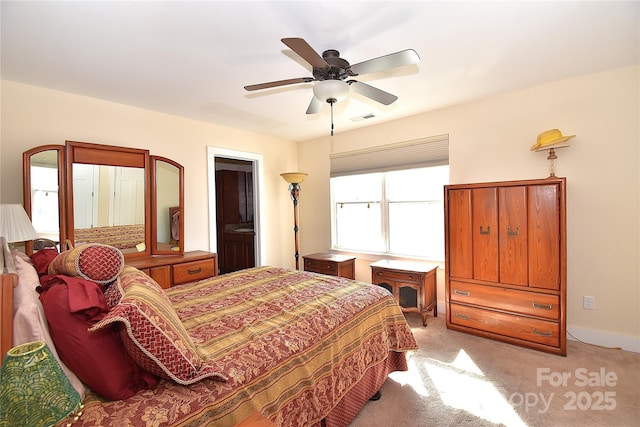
left=350, top=113, right=376, bottom=122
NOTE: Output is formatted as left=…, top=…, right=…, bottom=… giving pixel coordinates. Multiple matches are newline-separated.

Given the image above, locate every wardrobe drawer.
left=172, top=259, right=216, bottom=285
left=449, top=281, right=560, bottom=320
left=450, top=303, right=560, bottom=347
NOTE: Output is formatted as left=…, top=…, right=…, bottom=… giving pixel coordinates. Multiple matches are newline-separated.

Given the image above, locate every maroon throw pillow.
left=30, top=248, right=59, bottom=276
left=38, top=275, right=158, bottom=400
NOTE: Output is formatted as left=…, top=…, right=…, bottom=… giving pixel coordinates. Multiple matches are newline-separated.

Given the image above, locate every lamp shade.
left=0, top=341, right=82, bottom=427
left=313, top=80, right=350, bottom=103
left=0, top=204, right=38, bottom=243
left=281, top=172, right=308, bottom=184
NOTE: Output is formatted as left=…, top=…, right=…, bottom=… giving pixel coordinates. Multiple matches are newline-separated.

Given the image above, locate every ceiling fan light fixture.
left=313, top=80, right=350, bottom=104
left=245, top=37, right=419, bottom=137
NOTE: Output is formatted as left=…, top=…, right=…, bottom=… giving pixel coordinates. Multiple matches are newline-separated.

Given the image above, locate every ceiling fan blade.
left=349, top=81, right=398, bottom=105
left=244, top=77, right=313, bottom=91
left=281, top=38, right=330, bottom=69
left=349, top=49, right=420, bottom=76
left=306, top=96, right=323, bottom=115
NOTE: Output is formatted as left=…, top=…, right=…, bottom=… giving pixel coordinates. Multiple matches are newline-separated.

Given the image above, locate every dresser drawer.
left=449, top=280, right=560, bottom=320
left=304, top=259, right=338, bottom=275
left=450, top=303, right=560, bottom=347
left=172, top=259, right=216, bottom=285
left=148, top=266, right=171, bottom=289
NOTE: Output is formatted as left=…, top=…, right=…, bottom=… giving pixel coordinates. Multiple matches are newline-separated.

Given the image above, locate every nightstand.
left=370, top=259, right=438, bottom=326
left=303, top=253, right=356, bottom=279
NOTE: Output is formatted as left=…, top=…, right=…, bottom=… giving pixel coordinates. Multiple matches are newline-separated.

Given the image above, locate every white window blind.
left=330, top=134, right=449, bottom=177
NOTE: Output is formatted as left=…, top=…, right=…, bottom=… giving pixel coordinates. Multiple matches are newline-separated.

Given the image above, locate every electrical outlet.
left=583, top=295, right=595, bottom=310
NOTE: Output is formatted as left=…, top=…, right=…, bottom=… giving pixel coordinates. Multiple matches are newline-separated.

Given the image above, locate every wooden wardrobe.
left=444, top=178, right=566, bottom=355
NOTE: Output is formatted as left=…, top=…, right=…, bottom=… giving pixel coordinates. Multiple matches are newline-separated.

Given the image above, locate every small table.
left=303, top=253, right=356, bottom=279
left=370, top=259, right=438, bottom=326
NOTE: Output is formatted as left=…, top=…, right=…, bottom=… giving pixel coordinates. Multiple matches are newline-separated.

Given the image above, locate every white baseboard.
left=437, top=302, right=640, bottom=353
left=437, top=300, right=446, bottom=318
left=567, top=324, right=640, bottom=353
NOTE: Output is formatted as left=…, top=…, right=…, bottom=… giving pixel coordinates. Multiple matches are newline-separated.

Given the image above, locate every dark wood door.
left=222, top=232, right=255, bottom=273
left=217, top=170, right=241, bottom=224
left=216, top=168, right=256, bottom=273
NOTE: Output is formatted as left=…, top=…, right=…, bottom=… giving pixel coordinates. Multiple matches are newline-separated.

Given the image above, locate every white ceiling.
left=2, top=1, right=638, bottom=142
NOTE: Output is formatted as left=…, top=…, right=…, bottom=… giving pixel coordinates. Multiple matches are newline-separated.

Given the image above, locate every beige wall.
left=2, top=66, right=638, bottom=351
left=0, top=80, right=299, bottom=268
left=298, top=65, right=640, bottom=351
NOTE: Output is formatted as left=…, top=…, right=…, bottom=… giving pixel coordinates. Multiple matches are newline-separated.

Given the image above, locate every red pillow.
left=38, top=275, right=158, bottom=400
left=48, top=243, right=124, bottom=284
left=30, top=248, right=59, bottom=276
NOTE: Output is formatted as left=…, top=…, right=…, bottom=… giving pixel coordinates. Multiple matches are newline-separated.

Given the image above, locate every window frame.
left=330, top=164, right=448, bottom=261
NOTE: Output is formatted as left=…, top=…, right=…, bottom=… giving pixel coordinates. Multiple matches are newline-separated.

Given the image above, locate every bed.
left=0, top=237, right=418, bottom=427
left=73, top=224, right=146, bottom=251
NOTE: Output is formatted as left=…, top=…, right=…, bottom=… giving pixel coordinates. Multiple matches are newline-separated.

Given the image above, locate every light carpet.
left=349, top=314, right=639, bottom=426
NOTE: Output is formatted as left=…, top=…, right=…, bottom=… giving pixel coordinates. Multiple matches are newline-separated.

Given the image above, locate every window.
left=331, top=165, right=448, bottom=260
left=329, top=135, right=449, bottom=261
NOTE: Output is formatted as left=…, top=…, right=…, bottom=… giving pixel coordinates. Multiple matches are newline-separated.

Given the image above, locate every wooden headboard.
left=0, top=237, right=18, bottom=363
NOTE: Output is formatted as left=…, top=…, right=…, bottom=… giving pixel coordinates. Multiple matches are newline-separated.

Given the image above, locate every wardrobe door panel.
left=472, top=187, right=499, bottom=282
left=448, top=189, right=473, bottom=279
left=499, top=186, right=528, bottom=285
left=528, top=184, right=560, bottom=290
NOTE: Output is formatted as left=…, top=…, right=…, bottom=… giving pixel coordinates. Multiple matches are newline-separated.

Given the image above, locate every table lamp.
left=0, top=341, right=83, bottom=426
left=0, top=204, right=39, bottom=249
left=530, top=129, right=575, bottom=178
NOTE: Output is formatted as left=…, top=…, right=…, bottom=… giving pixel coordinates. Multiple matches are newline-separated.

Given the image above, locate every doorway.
left=206, top=147, right=263, bottom=274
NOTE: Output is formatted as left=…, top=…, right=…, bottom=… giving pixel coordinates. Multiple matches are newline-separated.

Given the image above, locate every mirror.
left=22, top=145, right=66, bottom=253
left=65, top=140, right=151, bottom=258
left=23, top=141, right=185, bottom=258
left=151, top=156, right=184, bottom=254
left=72, top=163, right=146, bottom=254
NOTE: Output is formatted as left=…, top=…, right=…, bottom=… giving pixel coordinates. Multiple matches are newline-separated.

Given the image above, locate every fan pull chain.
left=330, top=100, right=335, bottom=136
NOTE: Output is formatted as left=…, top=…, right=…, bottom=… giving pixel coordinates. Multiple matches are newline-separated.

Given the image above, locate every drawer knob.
left=455, top=313, right=471, bottom=320
left=479, top=225, right=491, bottom=235
left=533, top=328, right=553, bottom=337
left=532, top=301, right=553, bottom=310
left=188, top=267, right=202, bottom=275
left=454, top=289, right=470, bottom=297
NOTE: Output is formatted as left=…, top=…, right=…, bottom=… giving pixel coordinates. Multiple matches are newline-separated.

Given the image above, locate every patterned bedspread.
left=74, top=267, right=418, bottom=427
left=74, top=225, right=146, bottom=250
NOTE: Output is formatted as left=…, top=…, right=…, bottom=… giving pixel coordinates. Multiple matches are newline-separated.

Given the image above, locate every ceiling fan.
left=244, top=38, right=420, bottom=120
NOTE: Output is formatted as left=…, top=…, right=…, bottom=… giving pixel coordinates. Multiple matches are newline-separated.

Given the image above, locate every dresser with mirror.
left=23, top=140, right=217, bottom=288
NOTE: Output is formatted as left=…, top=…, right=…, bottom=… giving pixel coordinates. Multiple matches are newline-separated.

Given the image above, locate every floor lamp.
left=280, top=172, right=308, bottom=270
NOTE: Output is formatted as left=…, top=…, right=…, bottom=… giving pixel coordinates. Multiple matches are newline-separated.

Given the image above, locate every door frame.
left=206, top=146, right=263, bottom=267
